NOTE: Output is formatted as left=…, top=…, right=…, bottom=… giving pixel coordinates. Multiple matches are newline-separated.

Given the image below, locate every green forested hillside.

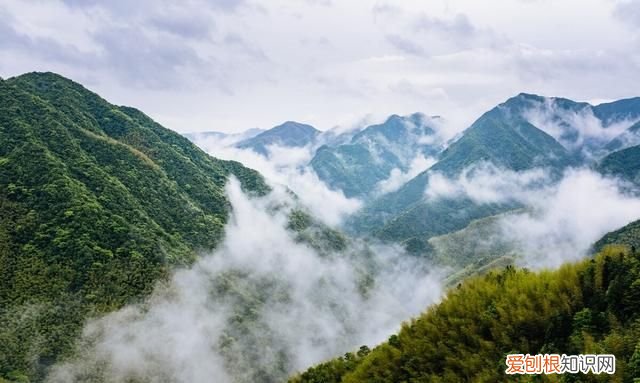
left=347, top=94, right=574, bottom=243
left=291, top=246, right=640, bottom=383
left=597, top=144, right=640, bottom=186
left=594, top=220, right=640, bottom=255
left=0, top=72, right=268, bottom=382
left=310, top=114, right=442, bottom=198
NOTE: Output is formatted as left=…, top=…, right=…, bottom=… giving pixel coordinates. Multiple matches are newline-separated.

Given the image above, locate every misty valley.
left=2, top=71, right=640, bottom=383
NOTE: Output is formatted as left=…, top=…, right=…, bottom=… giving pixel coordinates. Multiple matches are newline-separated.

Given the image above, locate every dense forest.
left=291, top=245, right=640, bottom=382
left=0, top=72, right=269, bottom=382
left=3, top=72, right=640, bottom=383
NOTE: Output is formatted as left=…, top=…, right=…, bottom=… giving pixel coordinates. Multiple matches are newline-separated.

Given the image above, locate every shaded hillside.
left=291, top=246, right=640, bottom=383
left=310, top=113, right=442, bottom=198
left=606, top=122, right=640, bottom=153
left=594, top=97, right=640, bottom=125
left=235, top=121, right=319, bottom=155
left=593, top=219, right=640, bottom=254
left=597, top=144, right=640, bottom=186
left=347, top=94, right=574, bottom=242
left=0, top=72, right=268, bottom=382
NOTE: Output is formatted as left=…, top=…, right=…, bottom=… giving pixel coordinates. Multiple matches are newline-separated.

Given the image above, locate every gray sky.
left=1, top=0, right=639, bottom=133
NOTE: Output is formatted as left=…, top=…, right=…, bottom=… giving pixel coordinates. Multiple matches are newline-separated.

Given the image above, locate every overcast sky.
left=1, top=0, right=639, bottom=133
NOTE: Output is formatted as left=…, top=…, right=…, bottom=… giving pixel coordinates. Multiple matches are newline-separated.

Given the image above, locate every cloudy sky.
left=1, top=0, right=639, bottom=133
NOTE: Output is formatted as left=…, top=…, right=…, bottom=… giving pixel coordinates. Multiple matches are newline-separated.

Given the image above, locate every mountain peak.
left=272, top=120, right=319, bottom=133
left=235, top=120, right=320, bottom=155
left=11, top=71, right=82, bottom=90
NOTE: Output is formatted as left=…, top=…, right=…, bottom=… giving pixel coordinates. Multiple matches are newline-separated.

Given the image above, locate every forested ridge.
left=291, top=245, right=640, bottom=382
left=0, top=72, right=268, bottom=382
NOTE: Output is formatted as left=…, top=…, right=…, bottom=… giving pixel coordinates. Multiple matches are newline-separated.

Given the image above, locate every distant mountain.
left=0, top=72, right=269, bottom=381
left=606, top=121, right=640, bottom=152
left=235, top=121, right=320, bottom=155
left=597, top=144, right=640, bottom=186
left=347, top=95, right=575, bottom=242
left=310, top=113, right=443, bottom=198
left=593, top=97, right=640, bottom=125
left=183, top=128, right=264, bottom=145
left=593, top=218, right=640, bottom=254
left=346, top=93, right=640, bottom=246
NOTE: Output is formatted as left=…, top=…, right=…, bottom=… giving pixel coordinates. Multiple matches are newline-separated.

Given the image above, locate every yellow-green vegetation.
left=291, top=245, right=640, bottom=382
left=0, top=72, right=269, bottom=382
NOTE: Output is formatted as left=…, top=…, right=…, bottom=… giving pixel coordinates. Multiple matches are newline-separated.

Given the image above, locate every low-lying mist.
left=194, top=137, right=362, bottom=226
left=46, top=179, right=444, bottom=383
left=425, top=163, right=640, bottom=268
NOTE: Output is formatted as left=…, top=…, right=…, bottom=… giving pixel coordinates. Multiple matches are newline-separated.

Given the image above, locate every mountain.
left=347, top=94, right=575, bottom=243
left=310, top=113, right=443, bottom=198
left=0, top=72, right=269, bottom=381
left=183, top=128, right=264, bottom=145
left=593, top=97, right=640, bottom=125
left=513, top=94, right=640, bottom=159
left=597, top=144, right=640, bottom=186
left=606, top=121, right=640, bottom=153
left=593, top=218, right=640, bottom=254
left=235, top=121, right=320, bottom=156
left=291, top=246, right=640, bottom=382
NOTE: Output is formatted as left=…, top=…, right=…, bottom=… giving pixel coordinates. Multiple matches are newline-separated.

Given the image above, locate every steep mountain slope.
left=593, top=97, right=640, bottom=125
left=597, top=144, right=640, bottom=186
left=606, top=122, right=640, bottom=153
left=310, top=113, right=442, bottom=198
left=518, top=94, right=640, bottom=159
left=347, top=95, right=574, bottom=242
left=593, top=219, right=640, bottom=254
left=0, top=72, right=268, bottom=381
left=235, top=121, right=320, bottom=155
left=291, top=246, right=640, bottom=383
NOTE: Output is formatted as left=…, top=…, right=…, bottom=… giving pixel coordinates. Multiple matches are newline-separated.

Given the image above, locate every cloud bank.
left=424, top=163, right=640, bottom=268
left=47, top=178, right=443, bottom=383
left=194, top=136, right=362, bottom=226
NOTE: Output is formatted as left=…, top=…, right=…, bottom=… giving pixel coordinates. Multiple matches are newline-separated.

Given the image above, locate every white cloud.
left=375, top=155, right=436, bottom=195
left=47, top=178, right=444, bottom=383
left=1, top=0, right=638, bottom=133
left=522, top=96, right=639, bottom=157
left=424, top=163, right=640, bottom=269
left=501, top=169, right=640, bottom=268
left=192, top=137, right=362, bottom=226
left=425, top=163, right=550, bottom=204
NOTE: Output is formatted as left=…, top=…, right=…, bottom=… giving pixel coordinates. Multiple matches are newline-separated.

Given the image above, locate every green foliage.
left=0, top=72, right=268, bottom=381
left=347, top=96, right=574, bottom=245
left=593, top=220, right=640, bottom=255
left=291, top=246, right=640, bottom=382
left=310, top=114, right=440, bottom=198
left=597, top=144, right=640, bottom=186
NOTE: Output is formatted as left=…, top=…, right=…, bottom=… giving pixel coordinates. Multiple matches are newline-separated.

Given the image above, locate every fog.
left=522, top=97, right=639, bottom=159
left=424, top=163, right=640, bottom=268
left=194, top=138, right=362, bottom=226
left=47, top=179, right=444, bottom=383
left=375, top=155, right=437, bottom=195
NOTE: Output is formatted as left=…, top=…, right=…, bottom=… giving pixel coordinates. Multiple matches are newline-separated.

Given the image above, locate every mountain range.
left=3, top=72, right=640, bottom=383
left=345, top=93, right=640, bottom=249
